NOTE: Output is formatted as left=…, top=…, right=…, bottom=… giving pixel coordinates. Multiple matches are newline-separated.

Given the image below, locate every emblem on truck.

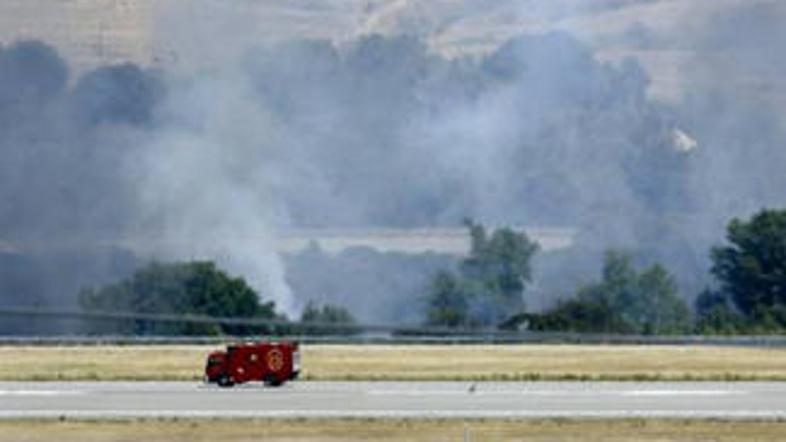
left=267, top=348, right=285, bottom=372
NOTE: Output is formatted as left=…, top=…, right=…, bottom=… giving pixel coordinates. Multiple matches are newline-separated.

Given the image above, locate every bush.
left=529, top=251, right=690, bottom=334
left=79, top=261, right=279, bottom=335
left=299, top=300, right=358, bottom=335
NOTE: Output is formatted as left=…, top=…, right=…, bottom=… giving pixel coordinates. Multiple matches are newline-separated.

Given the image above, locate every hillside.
left=1, top=0, right=783, bottom=103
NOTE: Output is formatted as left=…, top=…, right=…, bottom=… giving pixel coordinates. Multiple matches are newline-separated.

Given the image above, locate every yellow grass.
left=0, top=346, right=204, bottom=381
left=0, top=418, right=784, bottom=442
left=0, top=344, right=785, bottom=381
left=304, top=345, right=786, bottom=381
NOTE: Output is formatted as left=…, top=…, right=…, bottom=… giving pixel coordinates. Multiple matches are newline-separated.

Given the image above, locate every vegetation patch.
left=0, top=418, right=785, bottom=442
left=1, top=344, right=784, bottom=382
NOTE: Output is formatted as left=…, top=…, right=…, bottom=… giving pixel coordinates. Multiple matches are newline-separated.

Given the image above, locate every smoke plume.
left=1, top=1, right=786, bottom=327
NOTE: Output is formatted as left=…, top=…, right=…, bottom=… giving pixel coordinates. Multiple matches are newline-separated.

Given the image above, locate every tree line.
left=80, top=208, right=786, bottom=335
left=425, top=209, right=786, bottom=335
left=78, top=262, right=356, bottom=335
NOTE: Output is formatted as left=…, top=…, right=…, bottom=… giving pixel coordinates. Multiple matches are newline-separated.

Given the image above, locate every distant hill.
left=1, top=0, right=782, bottom=103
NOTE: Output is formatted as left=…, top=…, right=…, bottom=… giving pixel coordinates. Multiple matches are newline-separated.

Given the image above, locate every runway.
left=1, top=381, right=785, bottom=419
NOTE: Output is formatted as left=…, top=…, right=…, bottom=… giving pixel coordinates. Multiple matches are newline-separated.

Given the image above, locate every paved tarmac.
left=1, top=381, right=785, bottom=419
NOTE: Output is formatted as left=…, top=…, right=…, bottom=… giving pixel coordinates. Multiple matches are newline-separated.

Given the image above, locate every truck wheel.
left=264, top=375, right=283, bottom=387
left=217, top=375, right=234, bottom=388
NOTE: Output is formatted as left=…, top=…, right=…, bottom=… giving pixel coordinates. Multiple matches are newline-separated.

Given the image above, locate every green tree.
left=694, top=289, right=746, bottom=335
left=711, top=208, right=786, bottom=327
left=526, top=296, right=630, bottom=333
left=461, top=221, right=539, bottom=306
left=79, top=261, right=278, bottom=335
left=531, top=251, right=690, bottom=334
left=425, top=271, right=471, bottom=328
left=425, top=222, right=539, bottom=328
left=300, top=300, right=357, bottom=335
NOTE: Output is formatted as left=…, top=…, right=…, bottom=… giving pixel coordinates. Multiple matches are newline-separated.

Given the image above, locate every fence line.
left=1, top=334, right=786, bottom=347
left=1, top=307, right=785, bottom=347
left=2, top=334, right=786, bottom=347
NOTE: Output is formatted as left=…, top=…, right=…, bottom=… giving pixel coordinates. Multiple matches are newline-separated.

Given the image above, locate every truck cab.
left=204, top=341, right=300, bottom=387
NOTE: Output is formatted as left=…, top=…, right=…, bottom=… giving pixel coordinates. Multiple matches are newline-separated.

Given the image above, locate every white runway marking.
left=1, top=409, right=785, bottom=420
left=369, top=389, right=469, bottom=396
left=622, top=390, right=745, bottom=397
left=367, top=389, right=606, bottom=396
left=369, top=389, right=745, bottom=397
left=0, top=390, right=83, bottom=396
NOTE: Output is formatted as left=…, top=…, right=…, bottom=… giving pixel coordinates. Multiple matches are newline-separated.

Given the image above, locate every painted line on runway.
left=0, top=388, right=747, bottom=398
left=0, top=390, right=85, bottom=397
left=1, top=409, right=784, bottom=420
left=367, top=389, right=747, bottom=397
left=622, top=390, right=746, bottom=397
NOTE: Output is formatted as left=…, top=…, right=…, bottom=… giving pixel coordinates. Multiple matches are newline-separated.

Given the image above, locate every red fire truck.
left=204, top=341, right=300, bottom=387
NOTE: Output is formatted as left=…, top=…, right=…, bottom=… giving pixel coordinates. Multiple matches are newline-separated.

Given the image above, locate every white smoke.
left=3, top=0, right=786, bottom=325
left=124, top=69, right=298, bottom=316
left=672, top=128, right=698, bottom=153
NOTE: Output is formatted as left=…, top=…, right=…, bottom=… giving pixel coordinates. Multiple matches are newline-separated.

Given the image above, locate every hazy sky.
left=1, top=0, right=785, bottom=321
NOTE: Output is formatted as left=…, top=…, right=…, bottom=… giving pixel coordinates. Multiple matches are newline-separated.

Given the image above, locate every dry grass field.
left=303, top=344, right=786, bottom=381
left=1, top=344, right=785, bottom=381
left=0, top=418, right=784, bottom=442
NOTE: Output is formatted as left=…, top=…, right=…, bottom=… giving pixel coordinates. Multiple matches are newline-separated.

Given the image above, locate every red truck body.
left=204, top=341, right=300, bottom=387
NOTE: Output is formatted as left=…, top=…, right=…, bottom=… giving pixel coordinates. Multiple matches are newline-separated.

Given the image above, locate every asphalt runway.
left=1, top=381, right=785, bottom=419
